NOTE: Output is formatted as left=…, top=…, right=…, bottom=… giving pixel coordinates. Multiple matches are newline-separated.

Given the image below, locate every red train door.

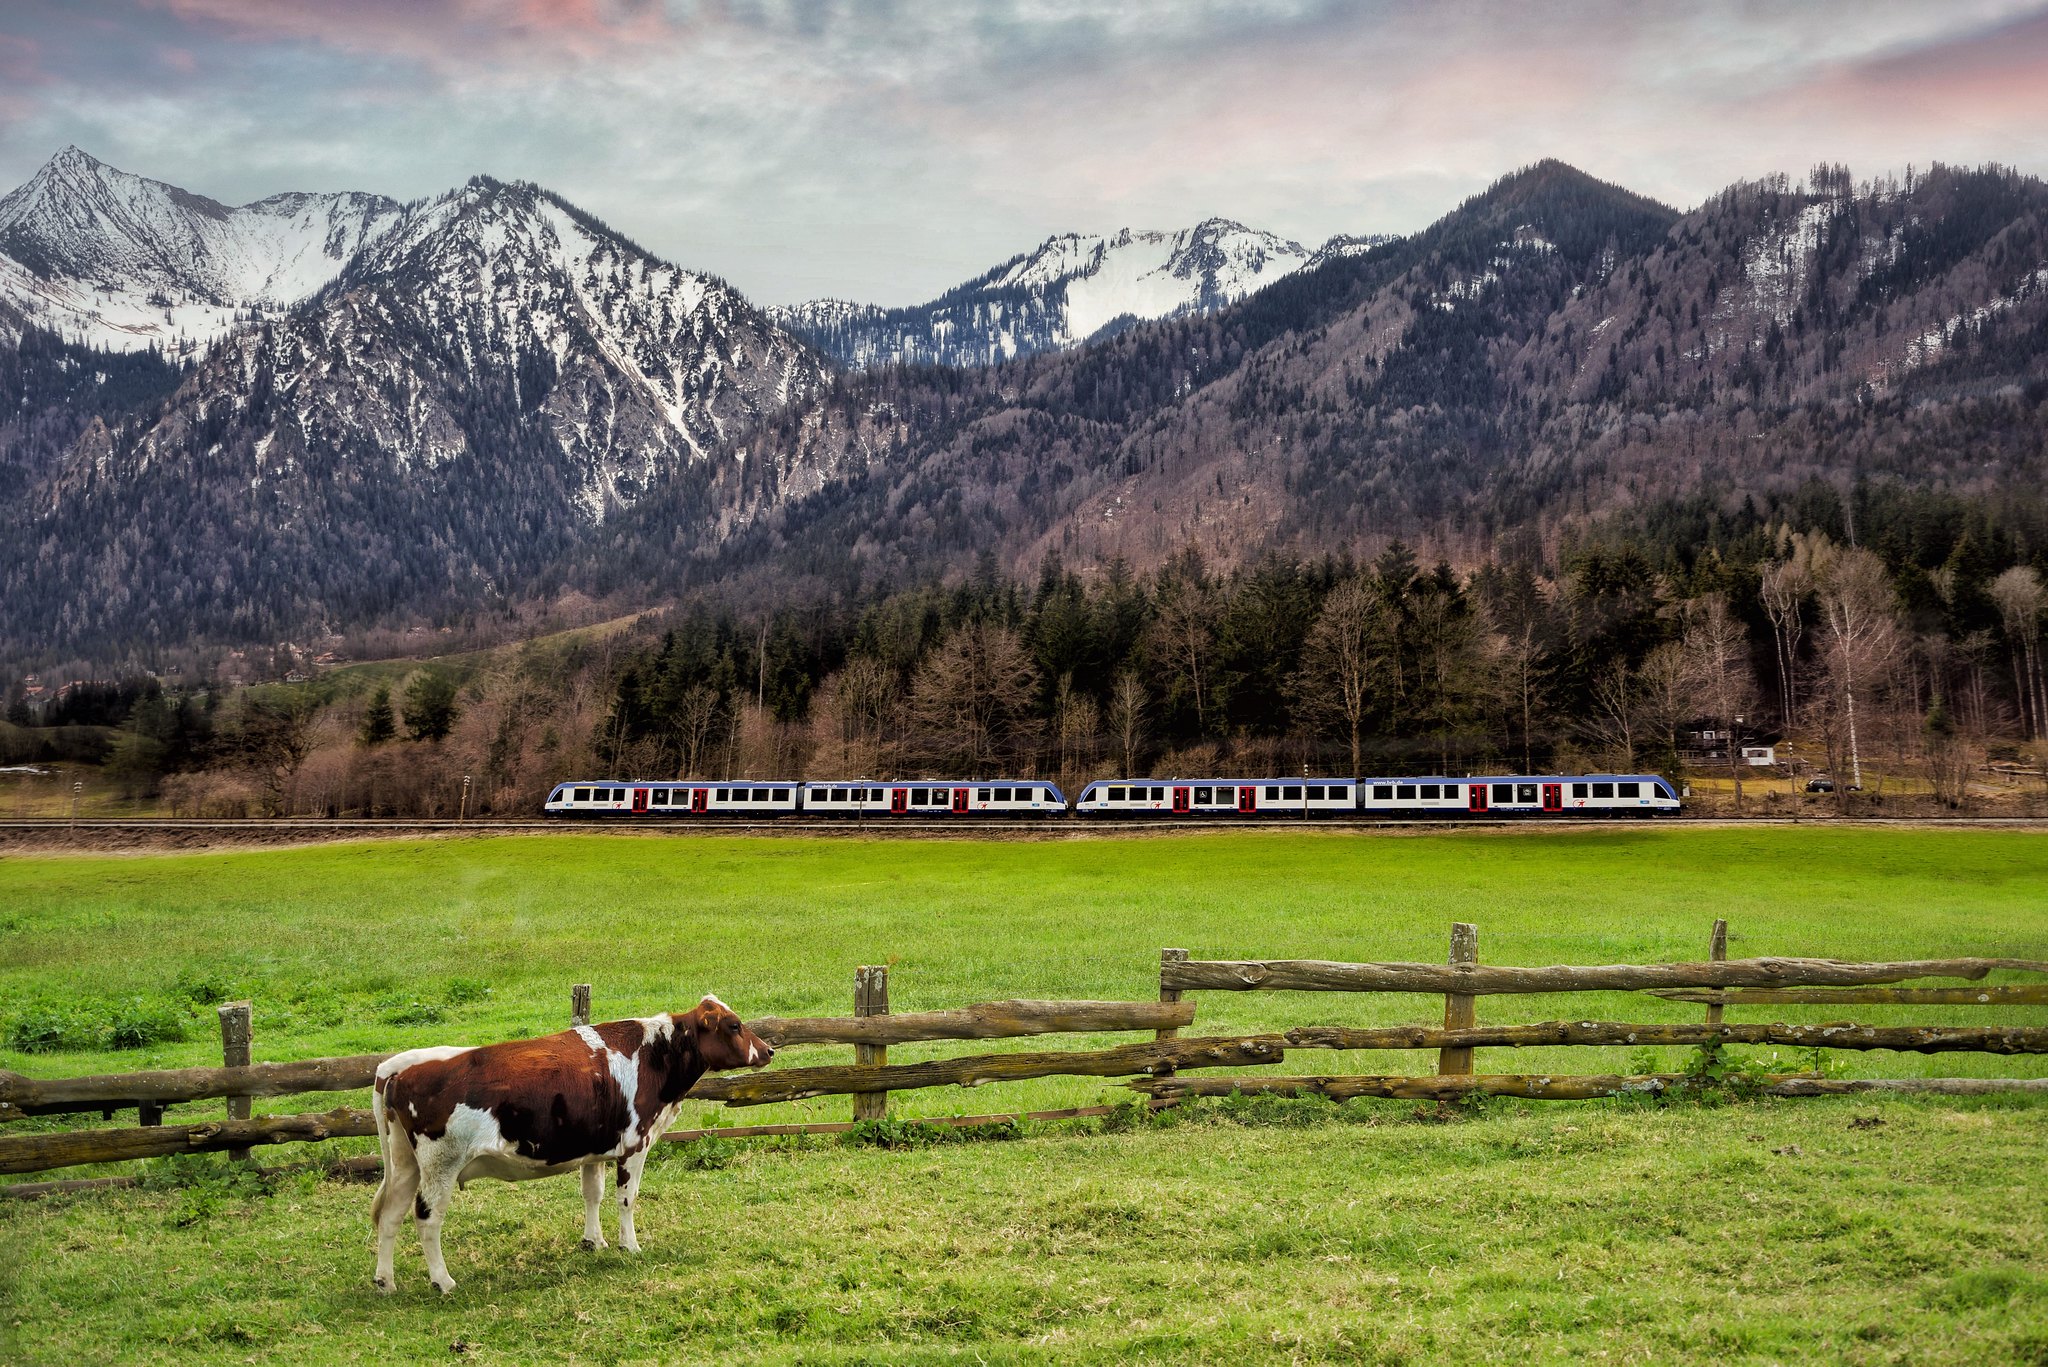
left=1237, top=785, right=1256, bottom=814
left=690, top=787, right=707, bottom=814
left=633, top=787, right=649, bottom=814
left=952, top=787, right=968, bottom=814
left=892, top=787, right=908, bottom=814
left=1173, top=786, right=1190, bottom=814
left=1467, top=783, right=1487, bottom=814
left=1542, top=783, right=1563, bottom=813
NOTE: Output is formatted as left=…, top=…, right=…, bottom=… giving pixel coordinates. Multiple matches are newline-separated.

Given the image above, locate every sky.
left=3, top=0, right=2047, bottom=308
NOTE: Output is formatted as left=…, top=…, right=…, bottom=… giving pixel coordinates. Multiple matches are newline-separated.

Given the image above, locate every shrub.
left=106, top=998, right=186, bottom=1049
left=6, top=1005, right=84, bottom=1053
left=443, top=978, right=491, bottom=1006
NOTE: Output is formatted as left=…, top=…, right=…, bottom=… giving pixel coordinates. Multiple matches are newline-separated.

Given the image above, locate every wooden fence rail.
left=753, top=998, right=1193, bottom=1047
left=0, top=998, right=1192, bottom=1120
left=1648, top=985, right=2048, bottom=1006
left=1281, top=1021, right=2048, bottom=1054
left=1130, top=1074, right=2048, bottom=1103
left=1162, top=956, right=2048, bottom=996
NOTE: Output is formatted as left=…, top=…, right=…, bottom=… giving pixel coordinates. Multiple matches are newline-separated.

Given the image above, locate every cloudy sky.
left=4, top=1, right=2047, bottom=306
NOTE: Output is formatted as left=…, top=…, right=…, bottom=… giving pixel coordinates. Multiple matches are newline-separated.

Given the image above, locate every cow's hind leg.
left=580, top=1163, right=608, bottom=1250
left=371, top=1125, right=422, bottom=1294
left=413, top=1140, right=465, bottom=1295
left=616, top=1148, right=652, bottom=1255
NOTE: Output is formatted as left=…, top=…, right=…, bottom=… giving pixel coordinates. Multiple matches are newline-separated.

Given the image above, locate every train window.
left=1572, top=783, right=1588, bottom=798
left=1373, top=785, right=1393, bottom=800
left=1517, top=783, right=1538, bottom=803
left=1331, top=786, right=1351, bottom=801
left=1593, top=782, right=1614, bottom=798
left=1281, top=786, right=1300, bottom=801
left=774, top=789, right=790, bottom=802
left=1397, top=784, right=1416, bottom=800
left=1618, top=782, right=1640, bottom=797
left=1016, top=787, right=1034, bottom=802
left=1306, top=786, right=1324, bottom=800
left=650, top=790, right=667, bottom=805
left=1492, top=783, right=1512, bottom=803
left=1149, top=786, right=1163, bottom=801
left=574, top=787, right=590, bottom=802
left=1419, top=784, right=1439, bottom=800
left=1108, top=786, right=1126, bottom=801
left=1193, top=787, right=1211, bottom=804
left=1264, top=786, right=1279, bottom=800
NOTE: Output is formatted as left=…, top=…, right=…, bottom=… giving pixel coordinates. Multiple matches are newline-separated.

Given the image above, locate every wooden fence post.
left=218, top=1002, right=252, bottom=1161
left=1156, top=949, right=1189, bottom=1080
left=1701, top=919, right=1729, bottom=1068
left=571, top=984, right=592, bottom=1028
left=853, top=966, right=889, bottom=1122
left=1437, top=924, right=1478, bottom=1077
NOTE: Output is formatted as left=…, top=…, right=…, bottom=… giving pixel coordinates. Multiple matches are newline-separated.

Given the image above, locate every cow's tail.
left=369, top=1068, right=406, bottom=1227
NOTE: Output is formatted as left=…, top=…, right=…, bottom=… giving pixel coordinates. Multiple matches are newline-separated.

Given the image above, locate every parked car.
left=1805, top=778, right=1836, bottom=793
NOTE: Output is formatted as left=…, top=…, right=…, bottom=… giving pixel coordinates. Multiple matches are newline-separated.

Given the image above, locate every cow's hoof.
left=620, top=1240, right=641, bottom=1255
left=432, top=1277, right=457, bottom=1296
left=580, top=1237, right=608, bottom=1252
left=372, top=1275, right=395, bottom=1295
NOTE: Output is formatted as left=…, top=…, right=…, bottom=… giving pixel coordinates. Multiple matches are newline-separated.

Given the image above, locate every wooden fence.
left=4, top=924, right=2046, bottom=1194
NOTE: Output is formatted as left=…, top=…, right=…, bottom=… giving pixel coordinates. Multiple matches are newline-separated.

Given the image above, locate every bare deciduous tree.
left=1757, top=550, right=1811, bottom=726
left=1989, top=566, right=2047, bottom=741
left=1681, top=593, right=1757, bottom=811
left=1290, top=576, right=1389, bottom=775
left=906, top=622, right=1040, bottom=770
left=1812, top=544, right=1900, bottom=791
left=1107, top=671, right=1147, bottom=776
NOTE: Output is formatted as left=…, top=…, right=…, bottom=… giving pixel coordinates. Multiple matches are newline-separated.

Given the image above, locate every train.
left=542, top=774, right=1680, bottom=819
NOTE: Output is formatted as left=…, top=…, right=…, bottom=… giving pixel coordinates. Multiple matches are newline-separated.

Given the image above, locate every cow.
left=369, top=994, right=772, bottom=1293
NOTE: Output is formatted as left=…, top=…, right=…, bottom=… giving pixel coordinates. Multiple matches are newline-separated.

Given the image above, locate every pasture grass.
left=4, top=1094, right=2047, bottom=1363
left=2, top=828, right=2047, bottom=1361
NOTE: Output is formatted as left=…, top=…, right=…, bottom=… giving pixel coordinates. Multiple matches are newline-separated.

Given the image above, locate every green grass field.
left=3, top=828, right=2046, bottom=1362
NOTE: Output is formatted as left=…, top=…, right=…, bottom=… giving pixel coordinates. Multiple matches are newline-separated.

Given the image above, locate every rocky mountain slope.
left=774, top=219, right=1391, bottom=369
left=0, top=146, right=400, bottom=356
left=0, top=170, right=826, bottom=654
left=620, top=160, right=2048, bottom=597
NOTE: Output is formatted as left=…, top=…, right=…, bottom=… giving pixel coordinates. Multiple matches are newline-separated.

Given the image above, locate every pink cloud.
left=1798, top=8, right=2048, bottom=134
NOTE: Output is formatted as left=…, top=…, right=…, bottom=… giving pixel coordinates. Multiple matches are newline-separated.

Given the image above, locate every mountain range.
left=3, top=148, right=2046, bottom=666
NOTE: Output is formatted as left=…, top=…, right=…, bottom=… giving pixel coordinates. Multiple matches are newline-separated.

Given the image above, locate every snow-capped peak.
left=776, top=216, right=1373, bottom=370
left=0, top=146, right=400, bottom=353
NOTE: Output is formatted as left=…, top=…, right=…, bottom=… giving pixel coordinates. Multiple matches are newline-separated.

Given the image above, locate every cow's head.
left=680, top=994, right=773, bottom=1070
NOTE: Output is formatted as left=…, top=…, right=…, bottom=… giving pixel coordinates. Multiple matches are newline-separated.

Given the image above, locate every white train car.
left=1075, top=778, right=1357, bottom=816
left=799, top=780, right=1065, bottom=817
left=1357, top=774, right=1679, bottom=817
left=543, top=780, right=801, bottom=817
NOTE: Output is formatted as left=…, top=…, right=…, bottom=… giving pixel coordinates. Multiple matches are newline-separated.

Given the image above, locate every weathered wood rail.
left=1132, top=1074, right=2048, bottom=1102
left=5, top=926, right=2046, bottom=1187
left=1162, top=955, right=2048, bottom=995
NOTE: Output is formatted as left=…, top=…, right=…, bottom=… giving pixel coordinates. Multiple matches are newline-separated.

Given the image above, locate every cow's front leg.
left=580, top=1163, right=608, bottom=1250
left=616, top=1148, right=651, bottom=1254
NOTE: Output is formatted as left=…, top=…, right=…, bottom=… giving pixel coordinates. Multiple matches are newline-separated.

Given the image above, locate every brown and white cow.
left=370, top=994, right=771, bottom=1293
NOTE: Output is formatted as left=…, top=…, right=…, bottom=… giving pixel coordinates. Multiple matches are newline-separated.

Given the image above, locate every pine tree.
left=402, top=672, right=460, bottom=743
left=358, top=685, right=396, bottom=747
